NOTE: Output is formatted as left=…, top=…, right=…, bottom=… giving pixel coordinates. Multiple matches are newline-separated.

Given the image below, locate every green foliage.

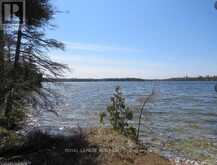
left=0, top=108, right=26, bottom=129
left=0, top=127, right=22, bottom=147
left=0, top=64, right=40, bottom=129
left=100, top=86, right=136, bottom=139
left=99, top=112, right=106, bottom=125
left=126, top=126, right=137, bottom=139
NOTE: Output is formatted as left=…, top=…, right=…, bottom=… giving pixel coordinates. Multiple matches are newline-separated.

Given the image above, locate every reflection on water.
left=38, top=81, right=217, bottom=163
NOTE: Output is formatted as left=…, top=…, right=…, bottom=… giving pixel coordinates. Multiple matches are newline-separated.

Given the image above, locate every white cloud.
left=64, top=41, right=144, bottom=53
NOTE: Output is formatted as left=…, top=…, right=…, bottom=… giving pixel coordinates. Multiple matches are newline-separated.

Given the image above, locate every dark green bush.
left=100, top=86, right=136, bottom=139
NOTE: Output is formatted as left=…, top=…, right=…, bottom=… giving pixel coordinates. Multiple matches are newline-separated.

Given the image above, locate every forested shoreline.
left=44, top=76, right=217, bottom=82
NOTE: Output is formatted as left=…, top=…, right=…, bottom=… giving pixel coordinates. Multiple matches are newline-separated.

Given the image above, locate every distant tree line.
left=44, top=76, right=217, bottom=82
left=44, top=78, right=146, bottom=82
left=166, top=75, right=217, bottom=81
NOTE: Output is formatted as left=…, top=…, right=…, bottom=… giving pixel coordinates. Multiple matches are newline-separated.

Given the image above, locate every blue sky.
left=48, top=0, right=217, bottom=79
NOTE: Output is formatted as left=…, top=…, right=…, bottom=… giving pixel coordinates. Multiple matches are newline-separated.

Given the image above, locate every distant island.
left=44, top=76, right=217, bottom=82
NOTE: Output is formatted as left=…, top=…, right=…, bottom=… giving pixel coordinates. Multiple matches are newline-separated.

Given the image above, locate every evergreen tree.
left=0, top=0, right=67, bottom=129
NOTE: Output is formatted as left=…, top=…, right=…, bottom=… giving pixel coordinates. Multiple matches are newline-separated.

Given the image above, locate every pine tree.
left=0, top=0, right=67, bottom=129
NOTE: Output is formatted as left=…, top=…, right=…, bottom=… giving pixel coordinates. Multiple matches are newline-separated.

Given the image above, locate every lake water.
left=37, top=81, right=217, bottom=164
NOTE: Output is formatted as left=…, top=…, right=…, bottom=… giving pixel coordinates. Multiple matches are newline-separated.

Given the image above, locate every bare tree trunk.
left=136, top=92, right=154, bottom=143
left=4, top=88, right=14, bottom=128
left=7, top=44, right=12, bottom=62
left=14, top=21, right=22, bottom=67
left=0, top=29, right=5, bottom=67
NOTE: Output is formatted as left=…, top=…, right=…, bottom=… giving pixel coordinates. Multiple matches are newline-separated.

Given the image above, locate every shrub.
left=100, top=86, right=136, bottom=139
left=99, top=112, right=106, bottom=126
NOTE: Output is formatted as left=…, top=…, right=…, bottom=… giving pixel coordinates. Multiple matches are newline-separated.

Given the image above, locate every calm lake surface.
left=38, top=81, right=217, bottom=163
